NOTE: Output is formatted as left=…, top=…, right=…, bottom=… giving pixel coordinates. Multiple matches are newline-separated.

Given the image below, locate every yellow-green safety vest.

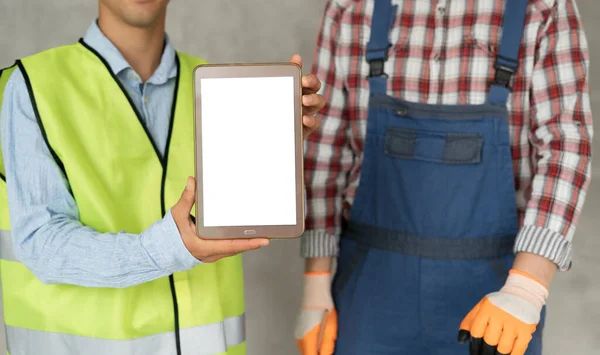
left=0, top=40, right=245, bottom=355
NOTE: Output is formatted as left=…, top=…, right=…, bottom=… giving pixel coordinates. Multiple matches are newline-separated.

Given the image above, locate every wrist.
left=305, top=257, right=333, bottom=273
left=145, top=209, right=200, bottom=272
left=512, top=251, right=557, bottom=288
left=500, top=269, right=549, bottom=313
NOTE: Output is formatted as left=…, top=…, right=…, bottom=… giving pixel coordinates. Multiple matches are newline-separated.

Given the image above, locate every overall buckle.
left=493, top=60, right=517, bottom=89
left=368, top=59, right=386, bottom=77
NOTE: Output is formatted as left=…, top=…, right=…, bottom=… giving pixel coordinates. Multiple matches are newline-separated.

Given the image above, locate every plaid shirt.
left=301, top=0, right=592, bottom=271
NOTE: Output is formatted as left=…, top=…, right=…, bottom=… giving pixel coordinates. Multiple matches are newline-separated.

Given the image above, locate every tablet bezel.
left=192, top=63, right=305, bottom=239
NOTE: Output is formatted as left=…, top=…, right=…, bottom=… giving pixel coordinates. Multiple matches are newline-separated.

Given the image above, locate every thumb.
left=290, top=53, right=302, bottom=68
left=176, top=177, right=196, bottom=213
left=319, top=309, right=338, bottom=355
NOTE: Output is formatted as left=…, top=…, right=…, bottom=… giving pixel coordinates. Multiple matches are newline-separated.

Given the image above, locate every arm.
left=0, top=68, right=199, bottom=288
left=512, top=0, right=592, bottom=285
left=302, top=0, right=352, bottom=273
left=458, top=5, right=592, bottom=351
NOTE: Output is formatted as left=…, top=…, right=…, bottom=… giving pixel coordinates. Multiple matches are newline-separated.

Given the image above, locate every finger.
left=469, top=314, right=490, bottom=355
left=482, top=320, right=503, bottom=351
left=295, top=311, right=322, bottom=355
left=470, top=337, right=483, bottom=355
left=290, top=54, right=302, bottom=68
left=173, top=177, right=196, bottom=218
left=510, top=333, right=532, bottom=355
left=302, top=74, right=321, bottom=93
left=469, top=311, right=490, bottom=339
left=319, top=309, right=338, bottom=355
left=198, top=253, right=235, bottom=263
left=303, top=95, right=326, bottom=116
left=302, top=115, right=320, bottom=131
left=458, top=330, right=471, bottom=344
left=495, top=326, right=517, bottom=355
left=459, top=302, right=481, bottom=333
left=197, top=240, right=270, bottom=263
left=302, top=93, right=322, bottom=108
left=481, top=341, right=496, bottom=355
left=201, top=238, right=269, bottom=256
left=302, top=117, right=321, bottom=140
left=203, top=240, right=272, bottom=261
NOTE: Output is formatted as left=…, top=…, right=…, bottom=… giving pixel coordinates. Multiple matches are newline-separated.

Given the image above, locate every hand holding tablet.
left=171, top=177, right=270, bottom=263
left=190, top=55, right=324, bottom=242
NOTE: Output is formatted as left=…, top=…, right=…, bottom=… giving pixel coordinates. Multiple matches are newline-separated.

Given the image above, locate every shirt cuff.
left=513, top=225, right=572, bottom=272
left=300, top=230, right=339, bottom=258
left=142, top=208, right=201, bottom=273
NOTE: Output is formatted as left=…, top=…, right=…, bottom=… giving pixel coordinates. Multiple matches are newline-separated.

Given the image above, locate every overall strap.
left=487, top=0, right=529, bottom=105
left=366, top=0, right=397, bottom=95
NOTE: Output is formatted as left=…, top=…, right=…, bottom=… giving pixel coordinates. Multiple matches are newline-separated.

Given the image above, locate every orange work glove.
left=294, top=272, right=338, bottom=355
left=458, top=269, right=549, bottom=355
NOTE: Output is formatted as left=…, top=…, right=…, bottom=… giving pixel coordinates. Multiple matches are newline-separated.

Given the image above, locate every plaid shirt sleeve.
left=301, top=0, right=352, bottom=258
left=514, top=0, right=593, bottom=271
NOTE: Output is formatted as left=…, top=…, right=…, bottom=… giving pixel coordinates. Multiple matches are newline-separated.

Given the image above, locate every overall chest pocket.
left=384, top=128, right=483, bottom=165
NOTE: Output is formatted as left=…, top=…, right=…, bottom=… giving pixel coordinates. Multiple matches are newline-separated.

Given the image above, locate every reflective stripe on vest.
left=6, top=315, right=245, bottom=355
left=0, top=233, right=246, bottom=355
left=0, top=229, right=16, bottom=262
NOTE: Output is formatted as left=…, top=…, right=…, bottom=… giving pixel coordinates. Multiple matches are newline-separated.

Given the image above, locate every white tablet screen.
left=200, top=76, right=297, bottom=227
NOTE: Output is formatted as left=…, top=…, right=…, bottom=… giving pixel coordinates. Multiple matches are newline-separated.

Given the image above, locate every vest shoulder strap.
left=176, top=51, right=209, bottom=73
left=20, top=43, right=85, bottom=69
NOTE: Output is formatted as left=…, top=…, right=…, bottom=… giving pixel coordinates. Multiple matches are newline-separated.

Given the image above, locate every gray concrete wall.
left=0, top=0, right=598, bottom=354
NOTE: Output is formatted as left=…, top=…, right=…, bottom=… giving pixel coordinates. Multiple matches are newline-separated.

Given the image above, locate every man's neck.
left=97, top=16, right=165, bottom=82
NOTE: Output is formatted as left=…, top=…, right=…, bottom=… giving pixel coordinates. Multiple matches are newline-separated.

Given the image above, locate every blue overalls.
left=331, top=0, right=545, bottom=354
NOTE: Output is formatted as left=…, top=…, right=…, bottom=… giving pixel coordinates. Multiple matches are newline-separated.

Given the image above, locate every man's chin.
left=123, top=13, right=160, bottom=28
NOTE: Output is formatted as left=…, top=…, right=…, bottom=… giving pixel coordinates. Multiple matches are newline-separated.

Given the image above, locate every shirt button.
left=433, top=53, right=441, bottom=61
left=438, top=7, right=445, bottom=14
left=143, top=97, right=149, bottom=104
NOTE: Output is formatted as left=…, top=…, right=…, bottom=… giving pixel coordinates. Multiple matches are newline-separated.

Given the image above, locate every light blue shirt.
left=0, top=20, right=200, bottom=288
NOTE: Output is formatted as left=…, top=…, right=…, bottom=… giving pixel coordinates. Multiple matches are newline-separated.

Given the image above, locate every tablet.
left=193, top=63, right=304, bottom=239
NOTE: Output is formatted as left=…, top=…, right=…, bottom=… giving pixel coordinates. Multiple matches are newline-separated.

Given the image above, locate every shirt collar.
left=81, top=20, right=178, bottom=84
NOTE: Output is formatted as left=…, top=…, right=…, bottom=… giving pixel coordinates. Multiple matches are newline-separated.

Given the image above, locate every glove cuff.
left=304, top=271, right=332, bottom=276
left=500, top=268, right=549, bottom=312
left=302, top=272, right=334, bottom=310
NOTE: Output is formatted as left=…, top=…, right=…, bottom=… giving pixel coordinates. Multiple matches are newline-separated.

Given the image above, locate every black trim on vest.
left=169, top=271, right=182, bottom=355
left=160, top=53, right=180, bottom=214
left=16, top=60, right=69, bottom=181
left=79, top=38, right=184, bottom=355
left=163, top=54, right=183, bottom=355
left=0, top=173, right=5, bottom=182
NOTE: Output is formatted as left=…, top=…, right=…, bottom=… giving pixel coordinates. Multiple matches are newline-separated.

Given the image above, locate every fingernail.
left=457, top=330, right=470, bottom=344
left=186, top=179, right=191, bottom=190
left=303, top=96, right=311, bottom=105
left=258, top=239, right=269, bottom=246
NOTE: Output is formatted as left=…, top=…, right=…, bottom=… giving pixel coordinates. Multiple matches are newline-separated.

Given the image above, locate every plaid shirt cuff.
left=514, top=225, right=572, bottom=272
left=300, top=230, right=340, bottom=258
